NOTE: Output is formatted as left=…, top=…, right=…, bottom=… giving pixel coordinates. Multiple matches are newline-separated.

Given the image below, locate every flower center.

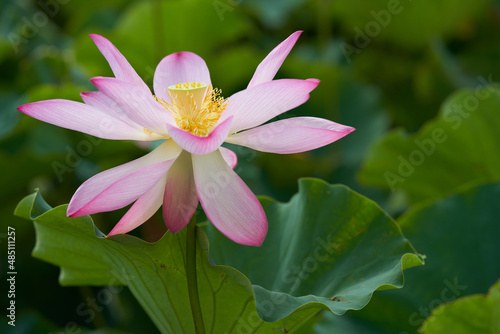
left=155, top=82, right=228, bottom=137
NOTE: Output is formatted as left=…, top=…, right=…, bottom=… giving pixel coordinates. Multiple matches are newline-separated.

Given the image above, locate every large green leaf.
left=359, top=85, right=500, bottom=203
left=421, top=279, right=500, bottom=334
left=15, top=179, right=422, bottom=333
left=321, top=181, right=500, bottom=333
left=204, top=178, right=423, bottom=321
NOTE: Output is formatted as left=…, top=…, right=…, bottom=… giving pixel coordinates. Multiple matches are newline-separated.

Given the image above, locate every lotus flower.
left=17, top=31, right=355, bottom=246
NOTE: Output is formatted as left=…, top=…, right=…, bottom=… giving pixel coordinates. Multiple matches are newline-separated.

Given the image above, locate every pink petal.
left=163, top=151, right=199, bottom=234
left=81, top=91, right=164, bottom=141
left=81, top=91, right=140, bottom=127
left=192, top=150, right=267, bottom=246
left=18, top=99, right=149, bottom=140
left=153, top=52, right=211, bottom=101
left=107, top=174, right=167, bottom=236
left=220, top=147, right=238, bottom=169
left=226, top=79, right=320, bottom=133
left=90, top=34, right=150, bottom=93
left=247, top=31, right=302, bottom=88
left=69, top=160, right=173, bottom=217
left=167, top=116, right=233, bottom=155
left=226, top=117, right=355, bottom=154
left=91, top=77, right=174, bottom=136
left=68, top=140, right=182, bottom=216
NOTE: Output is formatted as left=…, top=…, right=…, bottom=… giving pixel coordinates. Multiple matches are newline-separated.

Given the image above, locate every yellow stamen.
left=143, top=128, right=154, bottom=135
left=155, top=82, right=228, bottom=137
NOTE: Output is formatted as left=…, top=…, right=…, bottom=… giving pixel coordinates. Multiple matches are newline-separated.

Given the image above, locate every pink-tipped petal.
left=91, top=77, right=174, bottom=136
left=192, top=150, right=267, bottom=246
left=18, top=99, right=150, bottom=140
left=167, top=116, right=233, bottom=155
left=226, top=117, right=355, bottom=154
left=108, top=174, right=167, bottom=236
left=247, top=31, right=302, bottom=88
left=81, top=91, right=140, bottom=127
left=163, top=151, right=199, bottom=234
left=220, top=147, right=238, bottom=169
left=227, top=79, right=319, bottom=133
left=153, top=52, right=211, bottom=101
left=90, top=34, right=150, bottom=93
left=81, top=91, right=164, bottom=141
left=69, top=160, right=173, bottom=217
left=68, top=140, right=182, bottom=216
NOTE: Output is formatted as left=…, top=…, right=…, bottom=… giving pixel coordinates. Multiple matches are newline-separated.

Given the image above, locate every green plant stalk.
left=186, top=214, right=206, bottom=334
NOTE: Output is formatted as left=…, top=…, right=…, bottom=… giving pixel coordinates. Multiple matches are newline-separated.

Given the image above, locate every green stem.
left=186, top=215, right=206, bottom=334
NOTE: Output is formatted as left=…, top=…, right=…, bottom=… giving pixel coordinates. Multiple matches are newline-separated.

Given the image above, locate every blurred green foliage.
left=359, top=85, right=500, bottom=203
left=1, top=0, right=499, bottom=332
